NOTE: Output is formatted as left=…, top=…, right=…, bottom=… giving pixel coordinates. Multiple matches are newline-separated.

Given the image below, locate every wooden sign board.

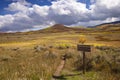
left=77, top=44, right=91, bottom=52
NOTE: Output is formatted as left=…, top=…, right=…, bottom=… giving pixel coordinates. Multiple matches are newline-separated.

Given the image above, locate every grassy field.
left=0, top=31, right=120, bottom=80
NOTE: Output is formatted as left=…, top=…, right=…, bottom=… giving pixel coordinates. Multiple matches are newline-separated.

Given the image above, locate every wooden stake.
left=83, top=51, right=86, bottom=74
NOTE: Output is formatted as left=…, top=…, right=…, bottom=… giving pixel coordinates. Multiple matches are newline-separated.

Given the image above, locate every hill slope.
left=95, top=21, right=120, bottom=31
left=39, top=24, right=87, bottom=33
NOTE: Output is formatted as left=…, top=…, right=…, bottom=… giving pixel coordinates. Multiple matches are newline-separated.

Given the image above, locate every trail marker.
left=77, top=44, right=91, bottom=74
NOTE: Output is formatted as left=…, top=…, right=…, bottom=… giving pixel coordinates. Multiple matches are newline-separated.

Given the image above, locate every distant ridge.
left=91, top=21, right=120, bottom=28
left=94, top=21, right=120, bottom=31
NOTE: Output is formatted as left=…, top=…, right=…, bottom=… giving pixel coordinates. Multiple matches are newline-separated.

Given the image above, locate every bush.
left=0, top=55, right=12, bottom=61
left=34, top=45, right=47, bottom=52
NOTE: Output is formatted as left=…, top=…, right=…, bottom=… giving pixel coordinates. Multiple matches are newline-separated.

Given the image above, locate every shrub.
left=0, top=55, right=12, bottom=61
left=34, top=45, right=47, bottom=52
left=55, top=43, right=71, bottom=49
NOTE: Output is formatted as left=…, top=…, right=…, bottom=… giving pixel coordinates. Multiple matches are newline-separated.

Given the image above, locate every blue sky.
left=0, top=0, right=120, bottom=32
left=0, top=0, right=91, bottom=15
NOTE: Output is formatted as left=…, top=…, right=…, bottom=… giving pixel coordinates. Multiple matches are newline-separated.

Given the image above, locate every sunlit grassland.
left=0, top=31, right=120, bottom=80
left=0, top=32, right=120, bottom=48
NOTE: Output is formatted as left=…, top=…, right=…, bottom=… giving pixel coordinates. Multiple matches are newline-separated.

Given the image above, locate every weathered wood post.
left=83, top=51, right=86, bottom=74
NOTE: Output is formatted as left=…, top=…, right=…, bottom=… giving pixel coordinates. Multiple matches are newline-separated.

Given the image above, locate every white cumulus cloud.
left=0, top=0, right=120, bottom=32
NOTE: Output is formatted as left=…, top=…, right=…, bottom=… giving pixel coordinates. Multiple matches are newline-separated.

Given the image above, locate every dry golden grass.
left=0, top=31, right=120, bottom=80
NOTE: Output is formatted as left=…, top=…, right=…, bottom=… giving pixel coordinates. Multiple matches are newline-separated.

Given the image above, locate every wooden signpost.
left=77, top=44, right=91, bottom=74
left=52, top=44, right=92, bottom=80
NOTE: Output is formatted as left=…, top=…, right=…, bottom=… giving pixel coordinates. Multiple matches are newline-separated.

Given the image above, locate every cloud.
left=6, top=0, right=31, bottom=13
left=0, top=0, right=120, bottom=32
left=0, top=15, right=14, bottom=28
left=0, top=13, right=33, bottom=32
left=90, top=0, right=120, bottom=20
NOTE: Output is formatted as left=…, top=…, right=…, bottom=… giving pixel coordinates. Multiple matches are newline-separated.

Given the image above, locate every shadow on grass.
left=52, top=73, right=82, bottom=80
left=63, top=73, right=82, bottom=77
left=52, top=75, right=67, bottom=80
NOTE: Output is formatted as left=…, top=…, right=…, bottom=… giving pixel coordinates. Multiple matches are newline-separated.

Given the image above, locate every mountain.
left=0, top=24, right=89, bottom=34
left=39, top=24, right=87, bottom=33
left=96, top=21, right=120, bottom=26
left=94, top=21, right=120, bottom=31
left=47, top=24, right=72, bottom=31
left=2, top=21, right=120, bottom=34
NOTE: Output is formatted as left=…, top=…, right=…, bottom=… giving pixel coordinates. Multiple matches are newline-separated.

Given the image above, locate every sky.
left=0, top=0, right=120, bottom=32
